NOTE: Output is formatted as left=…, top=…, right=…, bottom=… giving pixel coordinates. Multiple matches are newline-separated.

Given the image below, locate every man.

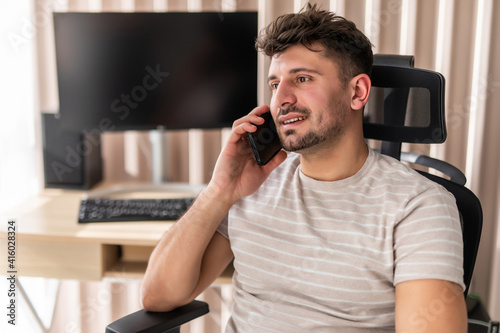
left=141, top=4, right=467, bottom=332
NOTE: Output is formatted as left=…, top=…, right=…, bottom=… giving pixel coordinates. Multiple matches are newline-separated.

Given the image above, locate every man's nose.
left=272, top=81, right=297, bottom=110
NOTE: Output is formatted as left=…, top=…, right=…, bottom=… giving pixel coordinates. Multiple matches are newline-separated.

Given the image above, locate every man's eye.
left=270, top=82, right=279, bottom=90
left=298, top=76, right=310, bottom=83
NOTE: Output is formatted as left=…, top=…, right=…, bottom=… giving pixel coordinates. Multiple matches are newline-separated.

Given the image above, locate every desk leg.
left=17, top=277, right=60, bottom=333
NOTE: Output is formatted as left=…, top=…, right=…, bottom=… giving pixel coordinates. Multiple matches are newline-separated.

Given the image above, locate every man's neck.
left=299, top=136, right=369, bottom=182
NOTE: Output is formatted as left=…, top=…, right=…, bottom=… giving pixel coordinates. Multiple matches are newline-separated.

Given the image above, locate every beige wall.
left=34, top=0, right=500, bottom=329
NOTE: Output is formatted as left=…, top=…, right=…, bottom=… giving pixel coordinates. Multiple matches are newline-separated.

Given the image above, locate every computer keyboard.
left=78, top=197, right=195, bottom=223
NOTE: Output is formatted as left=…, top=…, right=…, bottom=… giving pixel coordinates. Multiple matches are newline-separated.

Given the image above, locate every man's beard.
left=277, top=101, right=348, bottom=153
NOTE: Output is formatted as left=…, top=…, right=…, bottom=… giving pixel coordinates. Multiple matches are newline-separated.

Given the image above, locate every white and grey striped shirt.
left=217, top=148, right=464, bottom=332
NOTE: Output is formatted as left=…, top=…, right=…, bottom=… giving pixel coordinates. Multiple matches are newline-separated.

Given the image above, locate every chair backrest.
left=365, top=54, right=483, bottom=296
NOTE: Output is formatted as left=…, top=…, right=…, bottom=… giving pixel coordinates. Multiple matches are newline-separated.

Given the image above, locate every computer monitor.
left=53, top=12, right=258, bottom=133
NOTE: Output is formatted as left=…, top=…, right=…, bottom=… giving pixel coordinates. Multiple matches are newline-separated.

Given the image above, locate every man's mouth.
left=283, top=116, right=307, bottom=125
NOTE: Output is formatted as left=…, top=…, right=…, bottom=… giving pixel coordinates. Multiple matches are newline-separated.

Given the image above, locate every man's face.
left=268, top=43, right=351, bottom=154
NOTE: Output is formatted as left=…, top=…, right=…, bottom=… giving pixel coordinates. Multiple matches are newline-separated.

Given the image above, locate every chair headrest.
left=363, top=54, right=446, bottom=145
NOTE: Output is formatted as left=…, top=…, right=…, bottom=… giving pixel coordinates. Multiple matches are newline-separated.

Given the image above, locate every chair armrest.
left=105, top=300, right=209, bottom=333
left=400, top=152, right=467, bottom=186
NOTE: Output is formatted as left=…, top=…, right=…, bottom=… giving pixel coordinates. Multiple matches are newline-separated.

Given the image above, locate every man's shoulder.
left=370, top=150, right=454, bottom=198
left=371, top=150, right=427, bottom=181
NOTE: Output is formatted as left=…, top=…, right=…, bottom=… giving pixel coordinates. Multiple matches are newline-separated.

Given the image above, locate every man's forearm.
left=141, top=185, right=233, bottom=311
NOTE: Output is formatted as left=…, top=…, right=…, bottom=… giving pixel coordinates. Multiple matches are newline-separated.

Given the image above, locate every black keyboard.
left=78, top=197, right=195, bottom=223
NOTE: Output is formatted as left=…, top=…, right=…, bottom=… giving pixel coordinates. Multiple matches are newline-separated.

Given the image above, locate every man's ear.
left=350, top=74, right=371, bottom=111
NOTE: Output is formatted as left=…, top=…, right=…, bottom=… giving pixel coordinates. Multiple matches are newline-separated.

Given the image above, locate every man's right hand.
left=206, top=104, right=287, bottom=205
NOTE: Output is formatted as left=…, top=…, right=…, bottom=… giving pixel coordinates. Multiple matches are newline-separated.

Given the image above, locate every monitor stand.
left=149, top=128, right=165, bottom=185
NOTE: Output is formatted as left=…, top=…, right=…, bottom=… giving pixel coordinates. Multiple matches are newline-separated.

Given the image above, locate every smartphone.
left=246, top=111, right=282, bottom=165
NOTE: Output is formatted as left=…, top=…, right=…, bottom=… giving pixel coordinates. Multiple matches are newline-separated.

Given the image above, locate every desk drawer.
left=19, top=238, right=103, bottom=280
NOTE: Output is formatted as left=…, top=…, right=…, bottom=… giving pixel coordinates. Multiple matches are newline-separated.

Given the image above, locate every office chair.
left=105, top=55, right=485, bottom=333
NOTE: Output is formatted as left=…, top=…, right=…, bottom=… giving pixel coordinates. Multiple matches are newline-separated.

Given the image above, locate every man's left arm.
left=395, top=279, right=467, bottom=332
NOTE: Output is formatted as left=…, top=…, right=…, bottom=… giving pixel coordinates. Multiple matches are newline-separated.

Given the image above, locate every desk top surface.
left=0, top=185, right=187, bottom=246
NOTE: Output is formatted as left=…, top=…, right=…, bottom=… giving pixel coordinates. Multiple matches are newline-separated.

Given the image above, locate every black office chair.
left=105, top=55, right=485, bottom=333
left=364, top=54, right=483, bottom=299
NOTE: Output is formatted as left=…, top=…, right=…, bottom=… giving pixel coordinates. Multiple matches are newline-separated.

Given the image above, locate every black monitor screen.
left=53, top=12, right=258, bottom=132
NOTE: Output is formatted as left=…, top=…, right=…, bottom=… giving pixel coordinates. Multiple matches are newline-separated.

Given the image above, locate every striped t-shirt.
left=217, top=148, right=464, bottom=332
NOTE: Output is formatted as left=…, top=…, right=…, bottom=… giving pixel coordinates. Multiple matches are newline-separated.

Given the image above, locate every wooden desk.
left=0, top=187, right=233, bottom=283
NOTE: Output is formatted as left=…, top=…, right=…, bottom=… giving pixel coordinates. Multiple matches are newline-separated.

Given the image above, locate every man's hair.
left=255, top=3, right=373, bottom=86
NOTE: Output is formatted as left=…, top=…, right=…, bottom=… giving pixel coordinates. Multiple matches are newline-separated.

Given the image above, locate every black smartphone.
left=246, top=111, right=282, bottom=165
